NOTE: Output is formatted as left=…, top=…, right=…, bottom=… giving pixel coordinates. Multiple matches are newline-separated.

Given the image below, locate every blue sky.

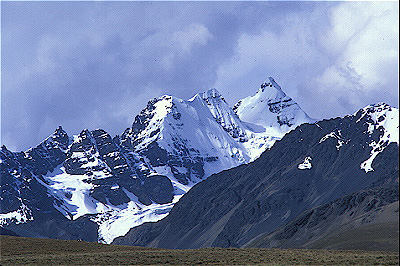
left=1, top=1, right=398, bottom=151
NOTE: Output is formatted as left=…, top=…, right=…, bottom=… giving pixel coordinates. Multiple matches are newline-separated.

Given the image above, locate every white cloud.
left=173, top=23, right=213, bottom=53
left=215, top=1, right=398, bottom=119
left=2, top=1, right=398, bottom=150
left=214, top=6, right=329, bottom=103
left=310, top=1, right=399, bottom=116
left=160, top=24, right=212, bottom=70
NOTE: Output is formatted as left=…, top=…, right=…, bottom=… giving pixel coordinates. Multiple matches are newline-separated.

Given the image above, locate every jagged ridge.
left=5, top=77, right=394, bottom=246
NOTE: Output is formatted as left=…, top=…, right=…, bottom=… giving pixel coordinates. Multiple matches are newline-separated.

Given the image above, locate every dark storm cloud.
left=1, top=1, right=398, bottom=151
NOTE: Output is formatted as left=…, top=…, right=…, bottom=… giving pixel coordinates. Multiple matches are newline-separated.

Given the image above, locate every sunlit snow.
left=39, top=165, right=191, bottom=243
left=94, top=192, right=184, bottom=244
left=358, top=104, right=399, bottom=173
left=319, top=130, right=347, bottom=150
left=44, top=167, right=109, bottom=219
left=235, top=77, right=315, bottom=159
left=0, top=203, right=33, bottom=226
left=298, top=156, right=312, bottom=170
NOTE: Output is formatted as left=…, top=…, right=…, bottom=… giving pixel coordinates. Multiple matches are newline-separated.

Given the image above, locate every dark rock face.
left=143, top=175, right=174, bottom=204
left=64, top=129, right=108, bottom=175
left=4, top=213, right=99, bottom=242
left=0, top=127, right=98, bottom=241
left=0, top=227, right=19, bottom=236
left=119, top=98, right=207, bottom=185
left=0, top=125, right=174, bottom=241
left=139, top=141, right=206, bottom=185
left=0, top=127, right=69, bottom=214
left=113, top=113, right=399, bottom=249
left=0, top=146, right=25, bottom=213
left=64, top=128, right=174, bottom=206
left=5, top=126, right=69, bottom=177
left=131, top=97, right=160, bottom=139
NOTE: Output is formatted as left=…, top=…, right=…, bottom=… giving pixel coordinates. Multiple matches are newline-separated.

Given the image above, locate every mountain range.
left=113, top=102, right=399, bottom=250
left=1, top=77, right=317, bottom=244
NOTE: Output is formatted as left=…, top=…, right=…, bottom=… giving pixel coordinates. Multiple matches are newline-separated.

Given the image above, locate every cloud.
left=1, top=2, right=243, bottom=150
left=173, top=23, right=213, bottom=53
left=303, top=1, right=399, bottom=118
left=1, top=1, right=398, bottom=151
left=214, top=3, right=333, bottom=106
left=214, top=1, right=398, bottom=119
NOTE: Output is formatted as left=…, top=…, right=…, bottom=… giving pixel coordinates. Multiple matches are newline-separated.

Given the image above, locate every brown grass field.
left=0, top=235, right=398, bottom=265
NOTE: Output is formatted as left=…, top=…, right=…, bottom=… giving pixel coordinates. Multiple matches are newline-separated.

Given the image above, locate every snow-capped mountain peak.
left=260, top=76, right=285, bottom=95
left=118, top=90, right=252, bottom=189
left=191, top=88, right=223, bottom=101
left=26, top=125, right=70, bottom=154
left=190, top=88, right=248, bottom=140
left=234, top=76, right=314, bottom=135
left=232, top=77, right=315, bottom=160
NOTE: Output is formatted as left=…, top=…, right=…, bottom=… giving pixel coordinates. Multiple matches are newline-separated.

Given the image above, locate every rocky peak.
left=197, top=88, right=224, bottom=101
left=260, top=76, right=285, bottom=94
left=355, top=103, right=397, bottom=124
left=52, top=126, right=70, bottom=149
left=234, top=76, right=314, bottom=133
left=190, top=89, right=247, bottom=140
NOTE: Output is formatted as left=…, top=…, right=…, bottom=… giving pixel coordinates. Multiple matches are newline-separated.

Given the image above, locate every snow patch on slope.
left=0, top=203, right=33, bottom=226
left=94, top=191, right=184, bottom=244
left=358, top=103, right=399, bottom=173
left=319, top=130, right=348, bottom=150
left=43, top=166, right=109, bottom=220
left=298, top=156, right=312, bottom=170
left=39, top=165, right=189, bottom=243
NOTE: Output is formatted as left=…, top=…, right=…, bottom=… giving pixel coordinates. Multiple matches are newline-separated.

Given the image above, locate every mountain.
left=234, top=77, right=313, bottom=134
left=119, top=91, right=250, bottom=188
left=234, top=76, right=315, bottom=158
left=1, top=77, right=313, bottom=243
left=0, top=128, right=98, bottom=241
left=112, top=103, right=399, bottom=249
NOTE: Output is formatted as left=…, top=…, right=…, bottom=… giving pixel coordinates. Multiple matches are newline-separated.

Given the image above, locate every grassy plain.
left=1, top=235, right=398, bottom=265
